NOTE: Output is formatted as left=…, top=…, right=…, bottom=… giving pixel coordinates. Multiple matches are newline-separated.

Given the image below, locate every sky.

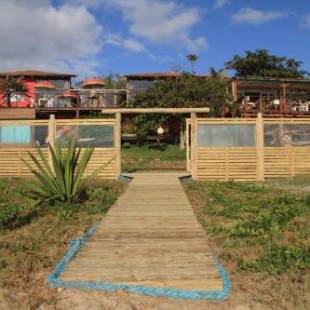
left=0, top=0, right=309, bottom=79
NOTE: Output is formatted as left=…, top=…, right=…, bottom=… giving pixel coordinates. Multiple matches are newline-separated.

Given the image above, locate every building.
left=0, top=70, right=76, bottom=119
left=1, top=69, right=310, bottom=119
left=0, top=70, right=126, bottom=119
left=230, top=77, right=310, bottom=117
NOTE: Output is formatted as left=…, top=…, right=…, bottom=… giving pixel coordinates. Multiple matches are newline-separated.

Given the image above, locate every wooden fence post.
left=191, top=112, right=197, bottom=180
left=256, top=113, right=264, bottom=181
left=48, top=114, right=56, bottom=168
left=186, top=119, right=190, bottom=172
left=114, top=112, right=121, bottom=178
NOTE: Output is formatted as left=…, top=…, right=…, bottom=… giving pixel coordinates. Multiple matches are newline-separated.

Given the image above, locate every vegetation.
left=126, top=72, right=228, bottom=116
left=185, top=180, right=309, bottom=307
left=187, top=54, right=199, bottom=72
left=23, top=139, right=104, bottom=204
left=0, top=76, right=27, bottom=106
left=122, top=143, right=186, bottom=172
left=186, top=181, right=309, bottom=274
left=225, top=49, right=308, bottom=78
left=0, top=177, right=123, bottom=308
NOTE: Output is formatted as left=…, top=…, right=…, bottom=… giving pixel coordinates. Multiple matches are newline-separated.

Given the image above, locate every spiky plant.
left=23, top=139, right=106, bottom=203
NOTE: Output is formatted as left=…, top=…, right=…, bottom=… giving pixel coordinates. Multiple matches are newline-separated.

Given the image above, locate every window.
left=197, top=124, right=256, bottom=147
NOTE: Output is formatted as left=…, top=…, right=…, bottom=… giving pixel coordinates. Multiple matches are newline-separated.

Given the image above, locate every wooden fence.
left=0, top=117, right=120, bottom=179
left=188, top=114, right=310, bottom=181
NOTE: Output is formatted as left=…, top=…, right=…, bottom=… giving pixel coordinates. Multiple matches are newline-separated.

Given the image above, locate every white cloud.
left=232, top=7, right=285, bottom=25
left=74, top=0, right=208, bottom=52
left=214, top=0, right=230, bottom=10
left=0, top=0, right=103, bottom=74
left=123, top=39, right=145, bottom=52
left=105, top=34, right=145, bottom=52
left=303, top=14, right=310, bottom=28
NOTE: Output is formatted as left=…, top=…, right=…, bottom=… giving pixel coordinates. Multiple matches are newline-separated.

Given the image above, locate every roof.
left=34, top=81, right=56, bottom=89
left=0, top=69, right=77, bottom=78
left=231, top=76, right=310, bottom=83
left=81, top=78, right=105, bottom=87
left=124, top=71, right=210, bottom=80
left=124, top=71, right=182, bottom=79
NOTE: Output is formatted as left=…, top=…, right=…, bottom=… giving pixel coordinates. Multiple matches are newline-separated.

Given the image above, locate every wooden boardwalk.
left=61, top=173, right=222, bottom=292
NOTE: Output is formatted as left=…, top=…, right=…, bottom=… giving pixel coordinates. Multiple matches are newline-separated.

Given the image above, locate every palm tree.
left=187, top=54, right=199, bottom=72
left=0, top=76, right=26, bottom=107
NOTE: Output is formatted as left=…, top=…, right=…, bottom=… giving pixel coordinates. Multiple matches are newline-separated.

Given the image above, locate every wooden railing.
left=240, top=95, right=310, bottom=117
left=0, top=89, right=128, bottom=110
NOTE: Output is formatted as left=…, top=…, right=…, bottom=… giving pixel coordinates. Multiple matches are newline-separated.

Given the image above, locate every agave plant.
left=23, top=139, right=104, bottom=203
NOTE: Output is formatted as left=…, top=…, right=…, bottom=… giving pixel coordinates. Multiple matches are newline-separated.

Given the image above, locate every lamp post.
left=157, top=125, right=164, bottom=145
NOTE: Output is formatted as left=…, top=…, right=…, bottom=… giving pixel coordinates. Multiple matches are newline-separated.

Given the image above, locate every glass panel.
left=0, top=125, right=48, bottom=147
left=0, top=126, right=30, bottom=144
left=56, top=125, right=114, bottom=148
left=198, top=124, right=256, bottom=147
left=264, top=124, right=310, bottom=147
left=33, top=126, right=48, bottom=147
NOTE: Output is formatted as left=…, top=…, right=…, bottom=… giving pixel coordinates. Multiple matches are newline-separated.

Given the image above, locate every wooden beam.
left=190, top=113, right=197, bottom=180
left=231, top=80, right=238, bottom=102
left=114, top=112, right=121, bottom=178
left=48, top=114, right=56, bottom=169
left=256, top=113, right=264, bottom=181
left=100, top=107, right=210, bottom=114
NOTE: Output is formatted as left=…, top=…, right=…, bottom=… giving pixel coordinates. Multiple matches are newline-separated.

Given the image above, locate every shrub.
left=23, top=139, right=104, bottom=204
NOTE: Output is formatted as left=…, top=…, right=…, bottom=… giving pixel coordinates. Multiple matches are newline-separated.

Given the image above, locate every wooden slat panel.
left=264, top=147, right=310, bottom=178
left=196, top=147, right=257, bottom=181
left=0, top=147, right=117, bottom=179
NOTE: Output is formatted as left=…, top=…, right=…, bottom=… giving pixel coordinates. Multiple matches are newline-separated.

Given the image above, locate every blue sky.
left=0, top=0, right=309, bottom=79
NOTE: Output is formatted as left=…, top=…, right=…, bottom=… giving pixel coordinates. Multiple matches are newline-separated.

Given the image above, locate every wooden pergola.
left=98, top=107, right=210, bottom=176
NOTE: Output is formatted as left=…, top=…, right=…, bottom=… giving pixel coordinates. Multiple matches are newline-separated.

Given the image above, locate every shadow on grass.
left=0, top=208, right=40, bottom=231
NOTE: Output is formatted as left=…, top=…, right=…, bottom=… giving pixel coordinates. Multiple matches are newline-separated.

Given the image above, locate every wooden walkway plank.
left=60, top=173, right=223, bottom=292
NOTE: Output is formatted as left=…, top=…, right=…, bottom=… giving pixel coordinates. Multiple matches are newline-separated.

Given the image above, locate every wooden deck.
left=60, top=173, right=222, bottom=292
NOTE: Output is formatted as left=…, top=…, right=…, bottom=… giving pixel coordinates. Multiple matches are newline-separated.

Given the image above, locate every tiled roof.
left=124, top=71, right=210, bottom=79
left=0, top=69, right=77, bottom=78
left=124, top=71, right=182, bottom=78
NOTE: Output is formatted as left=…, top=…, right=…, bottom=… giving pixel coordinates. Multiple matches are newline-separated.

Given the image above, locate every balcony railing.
left=0, top=89, right=128, bottom=109
left=240, top=95, right=310, bottom=116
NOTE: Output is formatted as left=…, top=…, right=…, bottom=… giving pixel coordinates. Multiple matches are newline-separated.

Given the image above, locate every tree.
left=225, top=49, right=308, bottom=78
left=125, top=72, right=229, bottom=116
left=187, top=54, right=199, bottom=72
left=123, top=72, right=230, bottom=145
left=0, top=76, right=26, bottom=107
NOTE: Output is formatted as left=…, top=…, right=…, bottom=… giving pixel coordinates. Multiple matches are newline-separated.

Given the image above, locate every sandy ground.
left=53, top=289, right=262, bottom=310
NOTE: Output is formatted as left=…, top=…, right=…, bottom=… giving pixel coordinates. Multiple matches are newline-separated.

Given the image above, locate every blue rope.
left=48, top=224, right=231, bottom=300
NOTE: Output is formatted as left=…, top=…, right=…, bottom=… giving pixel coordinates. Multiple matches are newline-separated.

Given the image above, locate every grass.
left=185, top=180, right=310, bottom=308
left=0, top=177, right=124, bottom=309
left=122, top=143, right=186, bottom=172
left=267, top=176, right=310, bottom=191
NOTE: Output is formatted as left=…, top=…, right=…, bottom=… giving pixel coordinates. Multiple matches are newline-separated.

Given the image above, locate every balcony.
left=0, top=89, right=128, bottom=119
left=240, top=95, right=310, bottom=118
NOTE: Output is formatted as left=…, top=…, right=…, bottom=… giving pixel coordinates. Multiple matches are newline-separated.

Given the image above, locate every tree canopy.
left=126, top=72, right=229, bottom=117
left=225, top=49, right=308, bottom=78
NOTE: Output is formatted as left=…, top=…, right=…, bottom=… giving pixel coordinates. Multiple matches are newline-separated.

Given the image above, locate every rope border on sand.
left=48, top=224, right=231, bottom=300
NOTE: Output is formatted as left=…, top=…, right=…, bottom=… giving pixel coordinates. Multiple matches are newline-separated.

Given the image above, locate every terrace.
left=0, top=88, right=128, bottom=119
left=231, top=77, right=310, bottom=118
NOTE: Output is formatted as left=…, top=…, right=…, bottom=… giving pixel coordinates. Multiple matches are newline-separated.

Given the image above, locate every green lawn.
left=122, top=144, right=186, bottom=172
left=0, top=177, right=124, bottom=309
left=185, top=180, right=310, bottom=308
